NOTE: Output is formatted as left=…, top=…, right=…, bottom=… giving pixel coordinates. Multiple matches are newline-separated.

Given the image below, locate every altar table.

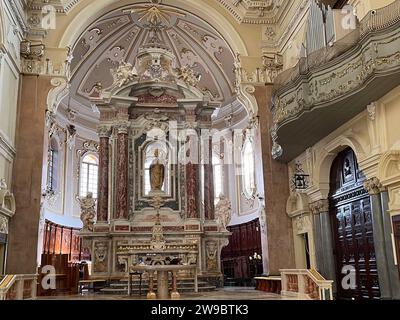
left=129, top=265, right=198, bottom=299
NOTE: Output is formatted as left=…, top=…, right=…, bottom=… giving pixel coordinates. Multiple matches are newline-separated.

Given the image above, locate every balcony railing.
left=0, top=274, right=38, bottom=300
left=280, top=269, right=333, bottom=300
left=271, top=1, right=400, bottom=162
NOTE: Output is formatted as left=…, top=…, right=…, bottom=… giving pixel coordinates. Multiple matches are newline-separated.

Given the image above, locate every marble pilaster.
left=7, top=75, right=53, bottom=274
left=255, top=85, right=295, bottom=275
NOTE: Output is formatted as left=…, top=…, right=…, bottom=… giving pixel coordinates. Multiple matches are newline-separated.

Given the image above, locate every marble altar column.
left=364, top=178, right=393, bottom=299
left=97, top=126, right=111, bottom=222
left=204, top=133, right=215, bottom=220
left=116, top=120, right=129, bottom=220
left=186, top=161, right=199, bottom=219
left=185, top=106, right=200, bottom=219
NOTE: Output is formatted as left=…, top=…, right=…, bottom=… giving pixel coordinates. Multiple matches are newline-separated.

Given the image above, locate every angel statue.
left=215, top=194, right=232, bottom=231
left=112, top=61, right=138, bottom=88
left=78, top=192, right=96, bottom=231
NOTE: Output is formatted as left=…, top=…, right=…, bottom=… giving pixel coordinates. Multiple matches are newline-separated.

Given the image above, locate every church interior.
left=1, top=0, right=400, bottom=301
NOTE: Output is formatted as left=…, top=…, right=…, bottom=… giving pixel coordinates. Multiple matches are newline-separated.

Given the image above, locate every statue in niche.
left=149, top=149, right=165, bottom=192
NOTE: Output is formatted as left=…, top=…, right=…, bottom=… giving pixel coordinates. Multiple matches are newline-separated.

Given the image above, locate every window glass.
left=80, top=154, right=99, bottom=198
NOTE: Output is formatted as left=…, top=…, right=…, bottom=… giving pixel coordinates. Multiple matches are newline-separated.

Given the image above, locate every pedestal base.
left=147, top=292, right=156, bottom=300
left=157, top=271, right=169, bottom=300
left=171, top=291, right=180, bottom=299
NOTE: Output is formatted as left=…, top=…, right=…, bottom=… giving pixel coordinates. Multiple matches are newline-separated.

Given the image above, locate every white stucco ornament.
left=216, top=194, right=232, bottom=231
left=112, top=62, right=138, bottom=88
left=78, top=192, right=96, bottom=231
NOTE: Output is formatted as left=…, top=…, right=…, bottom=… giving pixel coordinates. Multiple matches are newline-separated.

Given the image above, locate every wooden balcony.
left=271, top=1, right=400, bottom=162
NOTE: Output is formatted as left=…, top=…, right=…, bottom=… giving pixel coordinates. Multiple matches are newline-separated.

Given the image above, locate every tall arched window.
left=242, top=139, right=256, bottom=198
left=80, top=154, right=99, bottom=198
left=47, top=139, right=59, bottom=192
left=213, top=154, right=223, bottom=203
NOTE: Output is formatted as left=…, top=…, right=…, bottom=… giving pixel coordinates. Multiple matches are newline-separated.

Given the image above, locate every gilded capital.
left=364, top=177, right=383, bottom=195
left=309, top=199, right=329, bottom=215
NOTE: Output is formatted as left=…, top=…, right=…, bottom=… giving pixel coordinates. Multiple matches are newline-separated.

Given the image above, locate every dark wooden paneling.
left=221, top=218, right=263, bottom=282
left=42, top=220, right=88, bottom=262
left=329, top=148, right=380, bottom=300
left=38, top=254, right=80, bottom=296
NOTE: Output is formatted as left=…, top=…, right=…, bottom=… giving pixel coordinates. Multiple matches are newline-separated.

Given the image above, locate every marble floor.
left=37, top=287, right=297, bottom=300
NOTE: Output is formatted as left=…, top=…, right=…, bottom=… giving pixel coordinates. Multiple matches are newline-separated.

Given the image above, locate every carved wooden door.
left=329, top=148, right=380, bottom=299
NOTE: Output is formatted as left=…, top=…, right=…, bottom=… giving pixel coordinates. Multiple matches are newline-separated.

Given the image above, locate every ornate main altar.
left=79, top=3, right=230, bottom=286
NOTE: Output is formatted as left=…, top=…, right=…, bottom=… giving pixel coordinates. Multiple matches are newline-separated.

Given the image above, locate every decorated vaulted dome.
left=69, top=1, right=238, bottom=110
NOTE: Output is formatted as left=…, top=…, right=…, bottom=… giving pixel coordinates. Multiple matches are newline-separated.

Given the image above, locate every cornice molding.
left=27, top=0, right=81, bottom=14
left=215, top=0, right=289, bottom=25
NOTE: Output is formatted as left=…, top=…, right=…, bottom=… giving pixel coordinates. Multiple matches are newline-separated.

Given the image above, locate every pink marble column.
left=186, top=160, right=199, bottom=218
left=116, top=121, right=129, bottom=220
left=204, top=135, right=215, bottom=220
left=185, top=107, right=200, bottom=219
left=97, top=126, right=111, bottom=222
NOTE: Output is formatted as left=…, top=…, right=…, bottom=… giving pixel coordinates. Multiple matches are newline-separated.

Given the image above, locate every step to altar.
left=99, top=278, right=216, bottom=295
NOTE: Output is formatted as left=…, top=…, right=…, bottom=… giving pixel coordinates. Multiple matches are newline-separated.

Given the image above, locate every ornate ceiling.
left=69, top=2, right=238, bottom=112
left=26, top=0, right=291, bottom=24
left=215, top=0, right=289, bottom=24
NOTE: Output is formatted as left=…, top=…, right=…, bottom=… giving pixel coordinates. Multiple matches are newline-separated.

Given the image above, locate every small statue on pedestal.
left=216, top=194, right=232, bottom=231
left=150, top=149, right=165, bottom=192
left=78, top=192, right=96, bottom=231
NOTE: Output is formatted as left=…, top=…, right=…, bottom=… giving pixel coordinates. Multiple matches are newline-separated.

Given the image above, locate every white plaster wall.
left=349, top=0, right=395, bottom=19
left=0, top=0, right=22, bottom=188
left=42, top=111, right=98, bottom=229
